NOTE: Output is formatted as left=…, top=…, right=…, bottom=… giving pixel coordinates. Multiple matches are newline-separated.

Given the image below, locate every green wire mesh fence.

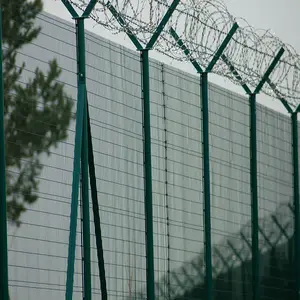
left=1, top=2, right=299, bottom=300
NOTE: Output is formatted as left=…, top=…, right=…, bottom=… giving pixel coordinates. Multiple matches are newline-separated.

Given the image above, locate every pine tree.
left=2, top=0, right=73, bottom=226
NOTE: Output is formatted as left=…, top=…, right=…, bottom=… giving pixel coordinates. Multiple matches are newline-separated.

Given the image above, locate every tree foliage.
left=2, top=0, right=73, bottom=226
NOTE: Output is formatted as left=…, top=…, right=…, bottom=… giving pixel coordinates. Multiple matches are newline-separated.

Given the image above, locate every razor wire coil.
left=65, top=0, right=300, bottom=108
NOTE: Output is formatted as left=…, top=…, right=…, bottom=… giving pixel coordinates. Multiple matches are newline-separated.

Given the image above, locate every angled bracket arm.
left=62, top=0, right=97, bottom=18
left=296, top=104, right=300, bottom=113
left=147, top=0, right=180, bottom=49
left=107, top=0, right=180, bottom=50
left=206, top=23, right=239, bottom=72
left=61, top=0, right=79, bottom=18
left=170, top=23, right=238, bottom=74
left=83, top=0, right=97, bottom=17
left=254, top=47, right=285, bottom=94
left=266, top=78, right=293, bottom=113
left=105, top=1, right=143, bottom=50
left=169, top=27, right=203, bottom=73
left=221, top=54, right=252, bottom=95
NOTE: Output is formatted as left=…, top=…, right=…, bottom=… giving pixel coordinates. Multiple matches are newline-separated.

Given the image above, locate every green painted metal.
left=76, top=18, right=87, bottom=81
left=248, top=51, right=285, bottom=300
left=292, top=111, right=300, bottom=300
left=105, top=4, right=180, bottom=299
left=141, top=49, right=155, bottom=300
left=221, top=54, right=252, bottom=95
left=222, top=45, right=285, bottom=300
left=105, top=1, right=143, bottom=50
left=249, top=93, right=259, bottom=300
left=201, top=72, right=213, bottom=300
left=81, top=95, right=92, bottom=300
left=297, top=104, right=300, bottom=113
left=87, top=100, right=108, bottom=300
left=66, top=82, right=86, bottom=300
left=169, top=28, right=203, bottom=73
left=83, top=0, right=97, bottom=17
left=62, top=2, right=109, bottom=299
left=169, top=26, right=238, bottom=300
left=266, top=79, right=293, bottom=113
left=65, top=15, right=89, bottom=300
left=279, top=98, right=293, bottom=114
left=0, top=8, right=9, bottom=300
left=62, top=0, right=79, bottom=17
left=206, top=23, right=239, bottom=72
left=254, top=48, right=284, bottom=94
left=153, top=197, right=294, bottom=299
left=146, top=0, right=180, bottom=49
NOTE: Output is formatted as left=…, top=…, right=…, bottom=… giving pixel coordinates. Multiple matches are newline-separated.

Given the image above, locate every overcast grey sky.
left=43, top=0, right=300, bottom=114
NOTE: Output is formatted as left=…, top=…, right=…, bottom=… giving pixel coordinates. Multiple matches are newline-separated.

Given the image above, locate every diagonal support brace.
left=62, top=1, right=107, bottom=300
left=206, top=23, right=239, bottom=72
left=147, top=0, right=180, bottom=49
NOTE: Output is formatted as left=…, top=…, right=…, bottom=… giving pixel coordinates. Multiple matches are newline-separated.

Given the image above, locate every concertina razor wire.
left=64, top=0, right=300, bottom=108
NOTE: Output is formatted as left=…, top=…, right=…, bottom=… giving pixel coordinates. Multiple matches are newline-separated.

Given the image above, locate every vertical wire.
left=161, top=63, right=170, bottom=299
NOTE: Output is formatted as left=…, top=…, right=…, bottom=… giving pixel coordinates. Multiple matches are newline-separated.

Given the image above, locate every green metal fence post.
left=77, top=18, right=92, bottom=300
left=0, top=8, right=9, bottom=300
left=249, top=92, right=259, bottom=300
left=140, top=48, right=155, bottom=300
left=61, top=1, right=100, bottom=300
left=292, top=110, right=300, bottom=300
left=65, top=16, right=89, bottom=300
left=250, top=48, right=284, bottom=300
left=169, top=25, right=238, bottom=300
left=201, top=71, right=213, bottom=300
left=221, top=48, right=284, bottom=300
left=105, top=2, right=180, bottom=298
left=266, top=80, right=299, bottom=299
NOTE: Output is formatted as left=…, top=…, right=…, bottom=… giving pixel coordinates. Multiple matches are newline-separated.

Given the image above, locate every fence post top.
left=61, top=0, right=97, bottom=19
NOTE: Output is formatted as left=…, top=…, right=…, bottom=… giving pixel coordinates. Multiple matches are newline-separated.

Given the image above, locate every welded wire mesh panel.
left=7, top=12, right=79, bottom=300
left=209, top=86, right=252, bottom=300
left=86, top=32, right=146, bottom=299
left=256, top=105, right=294, bottom=300
left=5, top=7, right=299, bottom=300
left=149, top=61, right=169, bottom=299
left=7, top=11, right=147, bottom=300
left=162, top=66, right=204, bottom=299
